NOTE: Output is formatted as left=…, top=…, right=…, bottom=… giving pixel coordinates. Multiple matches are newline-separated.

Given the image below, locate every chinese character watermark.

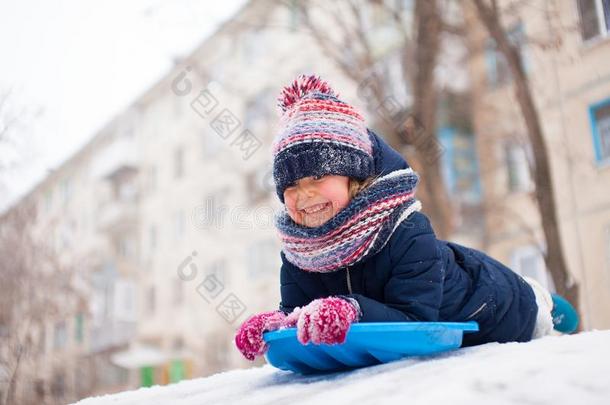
left=177, top=250, right=248, bottom=324
left=171, top=66, right=263, bottom=161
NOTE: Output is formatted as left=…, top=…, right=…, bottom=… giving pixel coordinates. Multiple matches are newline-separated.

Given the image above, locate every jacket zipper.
left=466, top=302, right=488, bottom=319
left=346, top=267, right=353, bottom=294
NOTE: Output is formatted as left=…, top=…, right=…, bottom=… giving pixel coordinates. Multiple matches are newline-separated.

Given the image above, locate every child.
left=234, top=75, right=574, bottom=361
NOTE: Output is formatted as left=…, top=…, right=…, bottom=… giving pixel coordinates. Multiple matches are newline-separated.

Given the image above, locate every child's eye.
left=313, top=175, right=324, bottom=181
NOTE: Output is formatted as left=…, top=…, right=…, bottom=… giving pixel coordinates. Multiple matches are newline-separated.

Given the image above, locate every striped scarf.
left=275, top=168, right=422, bottom=273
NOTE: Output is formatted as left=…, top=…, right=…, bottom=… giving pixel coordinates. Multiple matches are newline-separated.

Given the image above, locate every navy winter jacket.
left=278, top=130, right=538, bottom=346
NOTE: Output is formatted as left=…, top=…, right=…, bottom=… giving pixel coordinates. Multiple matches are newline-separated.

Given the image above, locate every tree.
left=0, top=88, right=42, bottom=207
left=468, top=0, right=580, bottom=319
left=294, top=0, right=457, bottom=238
left=0, top=203, right=86, bottom=405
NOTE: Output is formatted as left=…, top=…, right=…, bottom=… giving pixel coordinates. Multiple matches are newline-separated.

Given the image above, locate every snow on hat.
left=272, top=75, right=374, bottom=203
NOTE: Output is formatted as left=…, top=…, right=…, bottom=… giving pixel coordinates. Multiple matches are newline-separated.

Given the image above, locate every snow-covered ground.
left=75, top=330, right=610, bottom=405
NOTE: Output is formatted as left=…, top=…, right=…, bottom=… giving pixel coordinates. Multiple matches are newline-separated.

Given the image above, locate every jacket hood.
left=368, top=129, right=410, bottom=177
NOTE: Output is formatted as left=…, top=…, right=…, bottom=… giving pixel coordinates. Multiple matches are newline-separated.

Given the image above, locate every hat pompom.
left=277, top=75, right=339, bottom=113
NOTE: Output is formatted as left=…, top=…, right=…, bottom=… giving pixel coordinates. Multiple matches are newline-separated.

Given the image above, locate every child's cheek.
left=321, top=183, right=350, bottom=212
left=284, top=195, right=300, bottom=221
left=287, top=207, right=299, bottom=221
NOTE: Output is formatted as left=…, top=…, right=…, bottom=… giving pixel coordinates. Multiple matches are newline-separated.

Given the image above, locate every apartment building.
left=0, top=122, right=141, bottom=403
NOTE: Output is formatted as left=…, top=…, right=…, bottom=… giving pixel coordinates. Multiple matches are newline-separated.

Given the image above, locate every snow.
left=74, top=330, right=610, bottom=405
left=111, top=345, right=169, bottom=369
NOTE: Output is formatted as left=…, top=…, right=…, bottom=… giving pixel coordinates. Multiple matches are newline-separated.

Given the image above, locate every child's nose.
left=297, top=183, right=316, bottom=199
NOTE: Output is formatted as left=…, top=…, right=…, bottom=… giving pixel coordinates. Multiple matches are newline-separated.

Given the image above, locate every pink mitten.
left=234, top=311, right=288, bottom=361
left=283, top=306, right=302, bottom=327
left=295, top=297, right=360, bottom=345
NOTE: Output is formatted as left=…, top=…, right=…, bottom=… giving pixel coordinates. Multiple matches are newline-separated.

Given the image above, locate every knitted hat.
left=272, top=75, right=375, bottom=202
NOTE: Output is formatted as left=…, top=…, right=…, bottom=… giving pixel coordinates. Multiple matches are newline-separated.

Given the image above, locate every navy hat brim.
left=273, top=142, right=374, bottom=203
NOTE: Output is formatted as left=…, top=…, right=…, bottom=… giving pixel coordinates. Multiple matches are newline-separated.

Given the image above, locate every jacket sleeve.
left=278, top=252, right=311, bottom=314
left=343, top=213, right=444, bottom=322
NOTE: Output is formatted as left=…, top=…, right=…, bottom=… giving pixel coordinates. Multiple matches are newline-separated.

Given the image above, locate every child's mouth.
left=301, top=202, right=331, bottom=215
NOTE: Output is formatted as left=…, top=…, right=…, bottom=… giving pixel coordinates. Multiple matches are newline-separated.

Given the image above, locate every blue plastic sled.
left=263, top=322, right=479, bottom=374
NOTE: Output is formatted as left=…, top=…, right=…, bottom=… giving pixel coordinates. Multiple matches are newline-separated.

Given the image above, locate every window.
left=173, top=96, right=183, bottom=118
left=202, top=130, right=223, bottom=159
left=75, top=313, right=84, bottom=344
left=57, top=226, right=72, bottom=250
left=34, top=379, right=45, bottom=400
left=50, top=372, right=65, bottom=399
left=244, top=89, right=274, bottom=139
left=118, top=236, right=136, bottom=259
left=438, top=127, right=482, bottom=204
left=511, top=245, right=555, bottom=292
left=117, top=179, right=137, bottom=202
left=195, top=191, right=228, bottom=228
left=148, top=166, right=157, bottom=192
left=504, top=141, right=533, bottom=192
left=38, top=324, right=46, bottom=354
left=207, top=259, right=227, bottom=285
left=44, top=190, right=53, bottom=212
left=589, top=98, right=610, bottom=163
left=247, top=239, right=280, bottom=278
left=174, top=147, right=184, bottom=178
left=147, top=287, right=156, bottom=314
left=485, top=23, right=529, bottom=88
left=60, top=177, right=72, bottom=206
left=174, top=210, right=185, bottom=239
left=149, top=225, right=157, bottom=250
left=241, top=30, right=265, bottom=64
left=382, top=52, right=411, bottom=108
left=287, top=0, right=303, bottom=31
left=577, top=0, right=610, bottom=41
left=114, top=280, right=137, bottom=322
left=173, top=278, right=183, bottom=306
left=53, top=321, right=67, bottom=350
left=245, top=166, right=273, bottom=205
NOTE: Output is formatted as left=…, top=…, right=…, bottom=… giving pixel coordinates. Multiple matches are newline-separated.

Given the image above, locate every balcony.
left=91, top=137, right=138, bottom=182
left=97, top=196, right=138, bottom=234
left=90, top=270, right=138, bottom=353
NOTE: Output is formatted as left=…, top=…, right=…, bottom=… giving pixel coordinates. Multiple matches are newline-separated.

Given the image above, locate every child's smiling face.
left=283, top=175, right=351, bottom=227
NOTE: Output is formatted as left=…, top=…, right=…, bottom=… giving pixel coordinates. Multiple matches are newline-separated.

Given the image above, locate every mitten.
left=234, top=310, right=288, bottom=361
left=295, top=297, right=360, bottom=345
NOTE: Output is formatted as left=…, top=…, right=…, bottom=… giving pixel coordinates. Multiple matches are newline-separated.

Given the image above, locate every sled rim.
left=264, top=321, right=479, bottom=342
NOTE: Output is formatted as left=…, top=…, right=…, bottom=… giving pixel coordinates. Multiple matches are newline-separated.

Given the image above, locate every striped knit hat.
left=272, top=75, right=375, bottom=202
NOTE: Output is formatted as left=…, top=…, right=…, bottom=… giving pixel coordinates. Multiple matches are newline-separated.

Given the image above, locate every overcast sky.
left=0, top=0, right=246, bottom=211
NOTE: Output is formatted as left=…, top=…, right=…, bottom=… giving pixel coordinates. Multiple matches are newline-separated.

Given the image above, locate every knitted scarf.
left=275, top=168, right=422, bottom=273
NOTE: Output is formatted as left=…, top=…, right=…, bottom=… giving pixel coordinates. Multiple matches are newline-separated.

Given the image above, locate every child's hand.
left=234, top=310, right=288, bottom=361
left=295, top=297, right=360, bottom=345
left=283, top=306, right=302, bottom=327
